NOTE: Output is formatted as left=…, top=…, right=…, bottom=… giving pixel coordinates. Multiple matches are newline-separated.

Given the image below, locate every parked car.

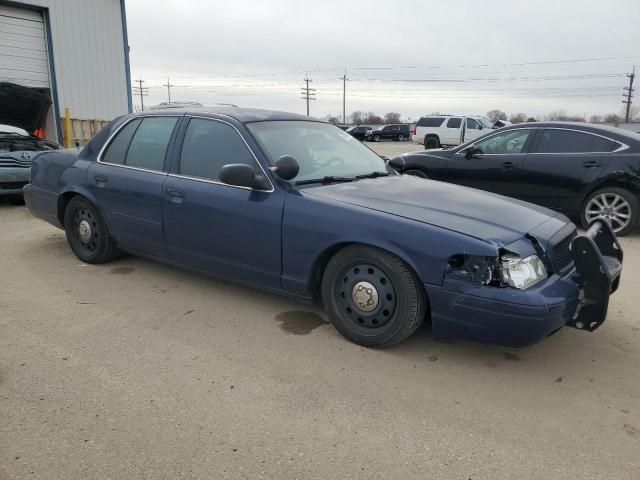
left=366, top=124, right=410, bottom=142
left=346, top=126, right=372, bottom=141
left=24, top=108, right=622, bottom=348
left=412, top=115, right=494, bottom=149
left=392, top=122, right=640, bottom=236
left=0, top=124, right=62, bottom=202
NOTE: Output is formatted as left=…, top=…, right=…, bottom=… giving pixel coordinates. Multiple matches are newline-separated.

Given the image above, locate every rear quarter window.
left=536, top=129, right=620, bottom=153
left=417, top=117, right=445, bottom=127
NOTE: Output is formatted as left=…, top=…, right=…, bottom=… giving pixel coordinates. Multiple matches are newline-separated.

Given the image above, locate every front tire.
left=64, top=196, right=120, bottom=263
left=398, top=134, right=405, bottom=141
left=580, top=187, right=639, bottom=236
left=372, top=134, right=381, bottom=142
left=321, top=245, right=427, bottom=347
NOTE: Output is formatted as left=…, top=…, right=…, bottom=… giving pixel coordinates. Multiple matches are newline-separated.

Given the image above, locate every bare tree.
left=620, top=105, right=640, bottom=120
left=546, top=110, right=585, bottom=122
left=588, top=115, right=602, bottom=123
left=603, top=113, right=622, bottom=123
left=364, top=112, right=383, bottom=124
left=509, top=113, right=527, bottom=124
left=325, top=114, right=340, bottom=124
left=350, top=111, right=365, bottom=124
left=526, top=117, right=537, bottom=122
left=384, top=112, right=402, bottom=124
left=486, top=109, right=507, bottom=122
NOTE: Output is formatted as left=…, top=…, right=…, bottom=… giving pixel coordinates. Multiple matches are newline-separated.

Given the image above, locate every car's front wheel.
left=580, top=187, right=639, bottom=236
left=372, top=134, right=381, bottom=142
left=64, top=196, right=120, bottom=263
left=321, top=245, right=427, bottom=347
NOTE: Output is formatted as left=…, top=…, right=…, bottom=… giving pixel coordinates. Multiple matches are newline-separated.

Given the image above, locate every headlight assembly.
left=500, top=254, right=548, bottom=289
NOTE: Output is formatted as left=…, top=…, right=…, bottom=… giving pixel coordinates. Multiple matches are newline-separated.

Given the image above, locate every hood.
left=0, top=82, right=52, bottom=133
left=303, top=175, right=562, bottom=245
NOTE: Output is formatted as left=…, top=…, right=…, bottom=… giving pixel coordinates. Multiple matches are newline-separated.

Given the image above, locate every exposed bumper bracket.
left=568, top=220, right=623, bottom=332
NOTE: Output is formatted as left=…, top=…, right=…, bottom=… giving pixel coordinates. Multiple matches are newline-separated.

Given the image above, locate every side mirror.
left=478, top=124, right=484, bottom=130
left=464, top=148, right=478, bottom=159
left=387, top=156, right=405, bottom=171
left=271, top=155, right=300, bottom=181
left=219, top=163, right=269, bottom=190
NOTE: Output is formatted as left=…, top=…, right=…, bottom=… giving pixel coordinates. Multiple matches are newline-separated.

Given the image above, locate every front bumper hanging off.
left=568, top=219, right=623, bottom=332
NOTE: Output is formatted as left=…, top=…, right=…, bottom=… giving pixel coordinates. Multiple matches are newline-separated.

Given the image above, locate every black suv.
left=366, top=124, right=410, bottom=142
left=346, top=126, right=371, bottom=140
left=390, top=122, right=640, bottom=235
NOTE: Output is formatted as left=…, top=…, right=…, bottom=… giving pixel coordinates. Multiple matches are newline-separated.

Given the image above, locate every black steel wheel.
left=64, top=196, right=120, bottom=264
left=321, top=245, right=427, bottom=347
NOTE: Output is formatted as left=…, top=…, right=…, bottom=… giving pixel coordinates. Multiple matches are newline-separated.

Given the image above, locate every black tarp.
left=0, top=82, right=52, bottom=133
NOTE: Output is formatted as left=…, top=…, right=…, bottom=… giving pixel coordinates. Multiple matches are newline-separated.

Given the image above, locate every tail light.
left=412, top=125, right=416, bottom=136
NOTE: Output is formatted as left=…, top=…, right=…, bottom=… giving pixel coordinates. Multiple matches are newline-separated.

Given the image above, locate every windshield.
left=247, top=121, right=393, bottom=183
left=477, top=117, right=493, bottom=129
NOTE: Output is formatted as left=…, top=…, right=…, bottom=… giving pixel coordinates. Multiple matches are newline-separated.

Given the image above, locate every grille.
left=0, top=158, right=31, bottom=168
left=551, top=230, right=577, bottom=274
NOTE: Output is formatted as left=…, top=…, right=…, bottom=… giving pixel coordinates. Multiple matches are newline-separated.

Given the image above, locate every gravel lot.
left=1, top=144, right=639, bottom=479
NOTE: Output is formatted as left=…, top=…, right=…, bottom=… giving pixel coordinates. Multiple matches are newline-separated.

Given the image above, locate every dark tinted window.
left=179, top=119, right=256, bottom=180
left=536, top=129, right=620, bottom=153
left=417, top=117, right=445, bottom=127
left=466, top=118, right=480, bottom=130
left=446, top=118, right=462, bottom=128
left=125, top=117, right=178, bottom=171
left=102, top=118, right=142, bottom=164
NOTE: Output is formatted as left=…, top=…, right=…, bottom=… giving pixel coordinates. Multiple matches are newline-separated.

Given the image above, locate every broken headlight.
left=500, top=254, right=548, bottom=289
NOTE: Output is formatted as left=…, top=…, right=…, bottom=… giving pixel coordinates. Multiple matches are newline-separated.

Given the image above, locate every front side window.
left=125, top=117, right=178, bottom=171
left=466, top=118, right=480, bottom=130
left=473, top=129, right=532, bottom=154
left=536, top=129, right=619, bottom=153
left=446, top=118, right=462, bottom=128
left=179, top=118, right=256, bottom=181
left=247, top=121, right=392, bottom=183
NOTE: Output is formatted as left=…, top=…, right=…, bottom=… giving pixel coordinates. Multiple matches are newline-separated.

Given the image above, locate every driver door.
left=444, top=128, right=537, bottom=199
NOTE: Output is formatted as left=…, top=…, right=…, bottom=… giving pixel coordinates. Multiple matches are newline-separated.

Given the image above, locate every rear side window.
left=417, top=117, right=445, bottom=127
left=102, top=118, right=142, bottom=164
left=125, top=117, right=178, bottom=171
left=536, top=129, right=620, bottom=153
left=179, top=118, right=256, bottom=181
left=446, top=118, right=462, bottom=128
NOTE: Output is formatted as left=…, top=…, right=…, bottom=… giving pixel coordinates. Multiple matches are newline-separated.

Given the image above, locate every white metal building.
left=0, top=0, right=132, bottom=142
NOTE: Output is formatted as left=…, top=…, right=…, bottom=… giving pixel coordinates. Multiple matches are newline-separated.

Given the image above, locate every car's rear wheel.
left=580, top=187, right=639, bottom=236
left=404, top=169, right=430, bottom=179
left=424, top=136, right=440, bottom=149
left=398, top=134, right=405, bottom=141
left=64, top=196, right=120, bottom=263
left=321, top=245, right=427, bottom=347
left=372, top=134, right=381, bottom=142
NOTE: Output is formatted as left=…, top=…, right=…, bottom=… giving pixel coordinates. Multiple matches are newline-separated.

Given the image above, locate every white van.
left=412, top=115, right=494, bottom=149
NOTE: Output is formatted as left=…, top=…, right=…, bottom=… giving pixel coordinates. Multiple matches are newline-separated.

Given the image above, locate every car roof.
left=505, top=121, right=640, bottom=142
left=130, top=106, right=319, bottom=124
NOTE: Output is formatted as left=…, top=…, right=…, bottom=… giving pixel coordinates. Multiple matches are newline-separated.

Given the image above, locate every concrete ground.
left=1, top=148, right=639, bottom=479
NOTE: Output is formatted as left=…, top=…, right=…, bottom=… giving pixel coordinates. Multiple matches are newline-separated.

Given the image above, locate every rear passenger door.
left=518, top=128, right=616, bottom=212
left=87, top=116, right=180, bottom=257
left=442, top=117, right=463, bottom=145
left=162, top=117, right=285, bottom=289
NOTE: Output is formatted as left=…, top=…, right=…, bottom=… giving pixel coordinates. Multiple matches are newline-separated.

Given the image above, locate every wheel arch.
left=56, top=187, right=102, bottom=225
left=578, top=173, right=640, bottom=213
left=308, top=240, right=426, bottom=301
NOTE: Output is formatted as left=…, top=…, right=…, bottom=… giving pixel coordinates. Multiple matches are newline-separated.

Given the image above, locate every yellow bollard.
left=64, top=107, right=72, bottom=148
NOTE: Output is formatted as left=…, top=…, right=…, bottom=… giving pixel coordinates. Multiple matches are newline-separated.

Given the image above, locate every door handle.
left=94, top=174, right=108, bottom=183
left=582, top=160, right=603, bottom=169
left=166, top=188, right=185, bottom=198
left=500, top=161, right=519, bottom=170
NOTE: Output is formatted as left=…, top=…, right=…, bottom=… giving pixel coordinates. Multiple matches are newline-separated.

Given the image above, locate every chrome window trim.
left=531, top=127, right=629, bottom=154
left=171, top=115, right=274, bottom=193
left=96, top=114, right=180, bottom=174
left=454, top=127, right=537, bottom=156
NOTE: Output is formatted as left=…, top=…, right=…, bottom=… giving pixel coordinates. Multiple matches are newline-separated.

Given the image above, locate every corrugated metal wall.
left=15, top=0, right=130, bottom=121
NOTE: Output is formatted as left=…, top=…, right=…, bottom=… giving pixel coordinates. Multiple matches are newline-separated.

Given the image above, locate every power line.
left=622, top=66, right=635, bottom=122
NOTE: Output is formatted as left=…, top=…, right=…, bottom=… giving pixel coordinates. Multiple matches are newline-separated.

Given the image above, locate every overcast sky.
left=126, top=0, right=640, bottom=121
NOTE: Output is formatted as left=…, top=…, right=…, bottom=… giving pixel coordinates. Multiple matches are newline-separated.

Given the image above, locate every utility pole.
left=341, top=68, right=348, bottom=124
left=622, top=66, right=635, bottom=122
left=300, top=77, right=316, bottom=116
left=132, top=77, right=148, bottom=111
left=162, top=76, right=175, bottom=103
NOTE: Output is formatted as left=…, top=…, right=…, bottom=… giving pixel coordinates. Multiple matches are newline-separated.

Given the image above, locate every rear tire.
left=580, top=187, right=639, bottom=236
left=64, top=196, right=120, bottom=264
left=321, top=245, right=427, bottom=347
left=373, top=134, right=381, bottom=142
left=404, top=169, right=430, bottom=179
left=424, top=136, right=440, bottom=149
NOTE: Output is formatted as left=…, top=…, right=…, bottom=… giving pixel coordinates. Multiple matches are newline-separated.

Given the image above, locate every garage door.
left=0, top=4, right=50, bottom=88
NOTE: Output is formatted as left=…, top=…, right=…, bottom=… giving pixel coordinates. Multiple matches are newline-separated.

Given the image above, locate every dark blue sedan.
left=24, top=107, right=623, bottom=347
